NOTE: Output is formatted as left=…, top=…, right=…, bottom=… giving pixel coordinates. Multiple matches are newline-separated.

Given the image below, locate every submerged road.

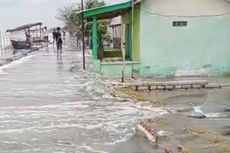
left=0, top=40, right=164, bottom=153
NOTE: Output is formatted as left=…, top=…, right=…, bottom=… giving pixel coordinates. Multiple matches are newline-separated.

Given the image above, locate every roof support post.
left=92, top=16, right=98, bottom=59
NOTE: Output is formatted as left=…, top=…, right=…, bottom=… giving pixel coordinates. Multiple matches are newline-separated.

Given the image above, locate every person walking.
left=43, top=26, right=49, bottom=47
left=52, top=29, right=57, bottom=51
left=56, top=27, right=63, bottom=56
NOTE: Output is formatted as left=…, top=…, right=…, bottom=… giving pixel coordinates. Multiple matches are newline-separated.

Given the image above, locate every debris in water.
left=188, top=113, right=206, bottom=119
left=224, top=108, right=230, bottom=112
left=176, top=107, right=193, bottom=113
left=136, top=121, right=159, bottom=144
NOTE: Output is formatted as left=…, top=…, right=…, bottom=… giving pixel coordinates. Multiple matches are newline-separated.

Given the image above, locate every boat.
left=11, top=40, right=31, bottom=49
left=6, top=22, right=43, bottom=49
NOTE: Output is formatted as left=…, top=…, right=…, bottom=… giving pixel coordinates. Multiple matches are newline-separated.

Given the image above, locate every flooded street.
left=2, top=0, right=230, bottom=152
left=0, top=41, right=229, bottom=153
left=0, top=42, right=165, bottom=153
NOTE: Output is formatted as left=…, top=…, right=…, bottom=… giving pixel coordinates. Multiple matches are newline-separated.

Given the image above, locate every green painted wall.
left=133, top=5, right=140, bottom=61
left=92, top=59, right=101, bottom=72
left=100, top=61, right=140, bottom=77
left=122, top=11, right=130, bottom=24
left=92, top=59, right=140, bottom=78
left=140, top=3, right=230, bottom=78
left=121, top=5, right=140, bottom=61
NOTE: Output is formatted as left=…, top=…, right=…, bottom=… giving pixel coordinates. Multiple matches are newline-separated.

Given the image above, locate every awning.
left=76, top=0, right=142, bottom=20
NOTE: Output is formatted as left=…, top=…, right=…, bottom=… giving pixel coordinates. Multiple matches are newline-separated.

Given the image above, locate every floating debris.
left=188, top=113, right=206, bottom=119
left=137, top=121, right=159, bottom=144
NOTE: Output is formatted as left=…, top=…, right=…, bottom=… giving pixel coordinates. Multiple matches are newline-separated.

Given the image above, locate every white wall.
left=143, top=0, right=230, bottom=16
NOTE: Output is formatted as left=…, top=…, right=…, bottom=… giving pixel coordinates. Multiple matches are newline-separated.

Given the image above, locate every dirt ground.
left=113, top=86, right=230, bottom=153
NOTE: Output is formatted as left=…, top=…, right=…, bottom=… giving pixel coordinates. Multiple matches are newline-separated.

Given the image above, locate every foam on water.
left=194, top=106, right=225, bottom=118
left=0, top=99, right=165, bottom=151
left=79, top=145, right=108, bottom=153
left=193, top=106, right=205, bottom=115
left=0, top=55, right=34, bottom=73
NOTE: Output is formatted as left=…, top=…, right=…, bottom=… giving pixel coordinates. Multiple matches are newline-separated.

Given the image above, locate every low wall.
left=93, top=60, right=140, bottom=78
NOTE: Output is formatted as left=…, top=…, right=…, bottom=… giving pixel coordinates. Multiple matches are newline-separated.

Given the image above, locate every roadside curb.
left=114, top=80, right=230, bottom=91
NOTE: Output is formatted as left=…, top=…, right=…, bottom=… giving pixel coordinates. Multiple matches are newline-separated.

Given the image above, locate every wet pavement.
left=0, top=40, right=165, bottom=153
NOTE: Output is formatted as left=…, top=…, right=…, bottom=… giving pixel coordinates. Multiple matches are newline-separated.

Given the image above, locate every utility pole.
left=81, top=0, right=86, bottom=70
left=131, top=0, right=134, bottom=78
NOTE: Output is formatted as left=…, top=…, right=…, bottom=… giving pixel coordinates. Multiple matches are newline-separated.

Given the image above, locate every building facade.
left=81, top=0, right=230, bottom=78
left=140, top=0, right=230, bottom=77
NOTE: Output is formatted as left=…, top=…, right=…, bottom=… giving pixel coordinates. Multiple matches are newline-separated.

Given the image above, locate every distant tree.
left=56, top=0, right=110, bottom=49
left=56, top=4, right=81, bottom=36
left=85, top=0, right=105, bottom=9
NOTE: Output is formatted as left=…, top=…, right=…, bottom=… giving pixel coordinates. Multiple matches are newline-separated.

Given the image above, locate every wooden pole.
left=0, top=31, right=2, bottom=52
left=121, top=24, right=125, bottom=83
left=81, top=0, right=86, bottom=70
left=40, top=25, right=42, bottom=40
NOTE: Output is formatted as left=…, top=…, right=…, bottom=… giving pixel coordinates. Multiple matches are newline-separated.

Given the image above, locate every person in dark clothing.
left=52, top=29, right=57, bottom=51
left=56, top=27, right=63, bottom=56
left=52, top=29, right=57, bottom=42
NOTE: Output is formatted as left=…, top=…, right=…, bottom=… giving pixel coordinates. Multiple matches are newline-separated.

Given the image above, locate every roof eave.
left=6, top=22, right=42, bottom=33
left=83, top=1, right=131, bottom=18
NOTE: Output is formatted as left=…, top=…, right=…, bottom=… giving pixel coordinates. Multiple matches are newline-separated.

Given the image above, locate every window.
left=173, top=21, right=187, bottom=27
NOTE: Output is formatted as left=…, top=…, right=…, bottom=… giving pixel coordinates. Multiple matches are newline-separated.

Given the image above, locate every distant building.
left=109, top=16, right=121, bottom=49
left=80, top=0, right=230, bottom=78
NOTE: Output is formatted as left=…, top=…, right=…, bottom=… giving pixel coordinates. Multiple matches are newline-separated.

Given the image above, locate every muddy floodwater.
left=163, top=89, right=230, bottom=153
left=127, top=88, right=230, bottom=153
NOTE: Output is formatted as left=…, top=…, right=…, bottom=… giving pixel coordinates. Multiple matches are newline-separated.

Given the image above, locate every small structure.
left=80, top=0, right=230, bottom=78
left=78, top=1, right=141, bottom=77
left=6, top=22, right=43, bottom=49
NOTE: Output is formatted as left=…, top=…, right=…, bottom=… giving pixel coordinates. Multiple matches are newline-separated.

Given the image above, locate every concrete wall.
left=99, top=61, right=140, bottom=77
left=140, top=0, right=230, bottom=78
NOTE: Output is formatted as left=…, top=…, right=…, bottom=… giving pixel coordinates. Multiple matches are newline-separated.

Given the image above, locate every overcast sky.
left=0, top=0, right=126, bottom=31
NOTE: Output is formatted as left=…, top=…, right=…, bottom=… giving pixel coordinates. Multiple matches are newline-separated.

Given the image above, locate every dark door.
left=125, top=24, right=132, bottom=61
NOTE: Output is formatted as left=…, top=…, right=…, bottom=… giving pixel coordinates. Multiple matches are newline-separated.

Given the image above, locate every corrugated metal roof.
left=6, top=22, right=42, bottom=33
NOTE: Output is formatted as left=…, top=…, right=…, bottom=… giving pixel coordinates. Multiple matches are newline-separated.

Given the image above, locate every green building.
left=81, top=0, right=230, bottom=78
